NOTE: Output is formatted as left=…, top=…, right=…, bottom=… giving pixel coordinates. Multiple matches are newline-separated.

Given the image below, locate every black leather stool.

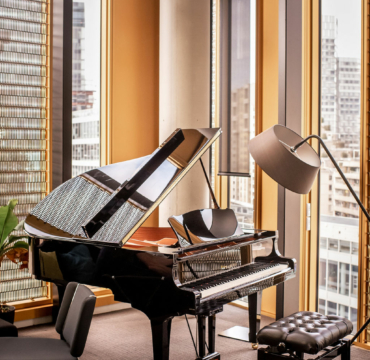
left=0, top=318, right=17, bottom=337
left=257, top=311, right=353, bottom=360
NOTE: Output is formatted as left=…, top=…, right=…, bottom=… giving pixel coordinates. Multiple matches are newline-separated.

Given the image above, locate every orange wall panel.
left=260, top=0, right=279, bottom=317
left=111, top=0, right=160, bottom=226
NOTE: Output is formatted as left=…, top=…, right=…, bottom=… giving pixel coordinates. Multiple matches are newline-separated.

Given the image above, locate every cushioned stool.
left=257, top=312, right=353, bottom=360
left=0, top=318, right=17, bottom=337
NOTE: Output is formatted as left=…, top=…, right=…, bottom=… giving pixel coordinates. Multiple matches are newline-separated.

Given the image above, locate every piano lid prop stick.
left=82, top=129, right=185, bottom=238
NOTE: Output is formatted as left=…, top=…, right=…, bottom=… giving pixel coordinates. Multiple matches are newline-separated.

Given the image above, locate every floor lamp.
left=248, top=124, right=369, bottom=344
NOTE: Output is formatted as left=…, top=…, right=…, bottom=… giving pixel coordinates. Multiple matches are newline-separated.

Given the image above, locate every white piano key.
left=200, top=263, right=289, bottom=298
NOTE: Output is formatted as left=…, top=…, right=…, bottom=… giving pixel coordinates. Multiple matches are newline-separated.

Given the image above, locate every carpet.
left=19, top=305, right=370, bottom=360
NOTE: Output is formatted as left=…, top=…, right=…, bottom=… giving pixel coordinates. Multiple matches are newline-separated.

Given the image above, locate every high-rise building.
left=321, top=16, right=337, bottom=134
left=336, top=57, right=361, bottom=139
left=319, top=215, right=359, bottom=329
left=72, top=2, right=100, bottom=177
left=229, top=84, right=255, bottom=228
left=318, top=15, right=361, bottom=330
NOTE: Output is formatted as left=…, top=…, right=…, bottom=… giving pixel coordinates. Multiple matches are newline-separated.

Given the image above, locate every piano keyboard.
left=182, top=262, right=289, bottom=299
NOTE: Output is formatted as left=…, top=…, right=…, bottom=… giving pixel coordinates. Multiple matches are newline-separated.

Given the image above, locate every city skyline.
left=318, top=7, right=361, bottom=330
left=72, top=1, right=101, bottom=177
left=322, top=0, right=361, bottom=58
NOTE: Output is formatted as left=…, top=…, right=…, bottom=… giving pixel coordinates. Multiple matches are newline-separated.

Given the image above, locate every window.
left=0, top=0, right=50, bottom=302
left=327, top=301, right=337, bottom=315
left=328, top=239, right=338, bottom=251
left=319, top=259, right=327, bottom=289
left=319, top=299, right=326, bottom=315
left=318, top=0, right=361, bottom=331
left=227, top=0, right=256, bottom=229
left=72, top=0, right=101, bottom=177
left=351, top=265, right=358, bottom=297
left=327, top=260, right=338, bottom=292
left=320, top=237, right=327, bottom=249
left=339, top=263, right=350, bottom=295
left=339, top=240, right=350, bottom=253
left=350, top=307, right=357, bottom=325
left=339, top=304, right=349, bottom=318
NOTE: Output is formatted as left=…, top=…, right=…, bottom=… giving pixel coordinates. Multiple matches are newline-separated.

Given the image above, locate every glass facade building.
left=72, top=0, right=101, bottom=177
left=0, top=0, right=49, bottom=302
left=318, top=3, right=361, bottom=331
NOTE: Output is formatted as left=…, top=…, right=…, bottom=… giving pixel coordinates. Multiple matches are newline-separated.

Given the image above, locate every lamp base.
left=218, top=326, right=250, bottom=342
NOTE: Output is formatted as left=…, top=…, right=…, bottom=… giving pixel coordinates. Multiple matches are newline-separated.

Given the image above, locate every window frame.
left=302, top=0, right=369, bottom=348
left=211, top=0, right=263, bottom=228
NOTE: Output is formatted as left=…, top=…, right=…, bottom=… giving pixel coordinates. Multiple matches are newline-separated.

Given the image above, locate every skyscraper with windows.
left=321, top=16, right=337, bottom=134
left=318, top=15, right=360, bottom=331
left=336, top=57, right=361, bottom=138
left=229, top=84, right=255, bottom=228
left=72, top=1, right=100, bottom=177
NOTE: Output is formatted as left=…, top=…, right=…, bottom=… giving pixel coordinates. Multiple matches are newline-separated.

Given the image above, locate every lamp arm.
left=294, top=134, right=370, bottom=344
left=293, top=135, right=370, bottom=223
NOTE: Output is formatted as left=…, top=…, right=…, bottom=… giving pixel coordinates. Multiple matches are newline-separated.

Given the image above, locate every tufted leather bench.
left=257, top=311, right=353, bottom=360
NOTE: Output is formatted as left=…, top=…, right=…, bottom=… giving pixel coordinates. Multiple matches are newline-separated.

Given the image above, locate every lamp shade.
left=248, top=125, right=321, bottom=194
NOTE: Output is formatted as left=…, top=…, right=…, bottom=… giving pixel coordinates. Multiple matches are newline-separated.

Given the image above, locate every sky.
left=75, top=0, right=101, bottom=104
left=322, top=0, right=361, bottom=59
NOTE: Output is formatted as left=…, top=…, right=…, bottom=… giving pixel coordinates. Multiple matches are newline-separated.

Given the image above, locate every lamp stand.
left=293, top=134, right=370, bottom=343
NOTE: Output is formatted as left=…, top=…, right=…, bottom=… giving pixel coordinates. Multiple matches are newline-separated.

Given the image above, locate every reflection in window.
left=72, top=0, right=101, bottom=177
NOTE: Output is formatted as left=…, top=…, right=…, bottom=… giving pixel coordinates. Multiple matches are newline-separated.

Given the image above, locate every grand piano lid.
left=24, top=128, right=221, bottom=247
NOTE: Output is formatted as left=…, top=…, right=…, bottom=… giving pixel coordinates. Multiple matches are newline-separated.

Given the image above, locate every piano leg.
left=248, top=291, right=262, bottom=349
left=218, top=290, right=262, bottom=348
left=198, top=315, right=207, bottom=358
left=208, top=315, right=216, bottom=353
left=150, top=316, right=173, bottom=360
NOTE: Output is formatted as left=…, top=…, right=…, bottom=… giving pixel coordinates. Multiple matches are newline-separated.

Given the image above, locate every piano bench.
left=256, top=311, right=353, bottom=360
left=0, top=318, right=17, bottom=337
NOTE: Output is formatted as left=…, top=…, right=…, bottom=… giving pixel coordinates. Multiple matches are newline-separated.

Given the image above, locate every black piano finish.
left=30, top=228, right=294, bottom=315
left=25, top=128, right=296, bottom=360
left=29, top=225, right=295, bottom=359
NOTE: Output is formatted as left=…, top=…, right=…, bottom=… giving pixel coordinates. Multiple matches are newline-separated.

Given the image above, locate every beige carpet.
left=19, top=305, right=370, bottom=360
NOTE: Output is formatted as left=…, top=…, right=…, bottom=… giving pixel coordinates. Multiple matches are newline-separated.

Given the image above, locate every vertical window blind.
left=0, top=0, right=49, bottom=302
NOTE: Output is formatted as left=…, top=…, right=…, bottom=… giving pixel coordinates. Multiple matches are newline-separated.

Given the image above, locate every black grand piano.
left=25, top=128, right=296, bottom=360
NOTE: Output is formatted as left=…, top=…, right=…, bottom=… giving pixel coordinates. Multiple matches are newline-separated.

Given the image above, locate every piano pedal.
left=195, top=352, right=221, bottom=360
left=252, top=343, right=259, bottom=350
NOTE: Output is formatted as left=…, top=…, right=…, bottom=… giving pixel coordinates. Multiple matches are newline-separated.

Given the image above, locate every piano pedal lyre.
left=193, top=314, right=221, bottom=360
left=196, top=354, right=221, bottom=360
